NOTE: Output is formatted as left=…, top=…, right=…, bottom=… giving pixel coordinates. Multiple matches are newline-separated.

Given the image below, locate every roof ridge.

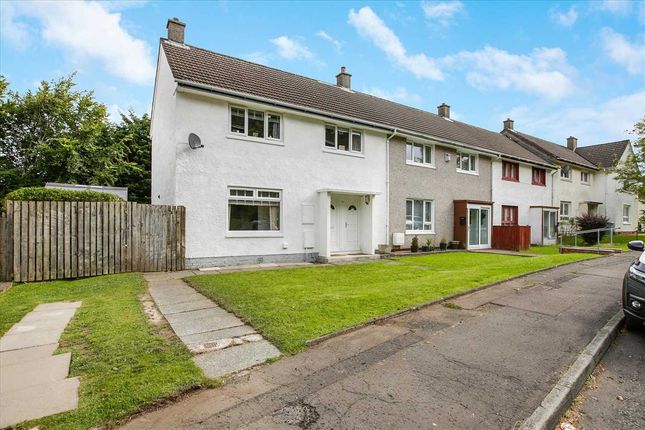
left=576, top=139, right=630, bottom=149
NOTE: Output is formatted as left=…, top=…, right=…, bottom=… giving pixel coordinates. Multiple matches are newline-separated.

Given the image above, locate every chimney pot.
left=437, top=103, right=450, bottom=119
left=567, top=136, right=578, bottom=151
left=166, top=18, right=186, bottom=44
left=503, top=118, right=514, bottom=130
left=336, top=66, right=352, bottom=89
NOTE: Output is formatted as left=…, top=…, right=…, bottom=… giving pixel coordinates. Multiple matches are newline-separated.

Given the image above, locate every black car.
left=624, top=240, right=645, bottom=330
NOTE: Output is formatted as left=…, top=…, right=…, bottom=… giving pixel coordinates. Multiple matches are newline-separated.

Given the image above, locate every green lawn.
left=0, top=274, right=211, bottom=430
left=186, top=252, right=597, bottom=354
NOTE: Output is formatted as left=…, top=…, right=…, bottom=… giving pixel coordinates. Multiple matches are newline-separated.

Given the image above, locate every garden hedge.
left=4, top=187, right=124, bottom=205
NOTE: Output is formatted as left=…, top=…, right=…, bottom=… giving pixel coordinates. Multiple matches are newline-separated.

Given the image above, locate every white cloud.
left=316, top=31, right=342, bottom=52
left=242, top=51, right=271, bottom=65
left=421, top=1, right=464, bottom=25
left=362, top=86, right=422, bottom=104
left=443, top=46, right=576, bottom=100
left=2, top=1, right=155, bottom=85
left=504, top=90, right=645, bottom=144
left=598, top=0, right=633, bottom=15
left=600, top=28, right=645, bottom=75
left=270, top=36, right=313, bottom=60
left=0, top=2, right=31, bottom=50
left=348, top=6, right=443, bottom=80
left=550, top=6, right=578, bottom=27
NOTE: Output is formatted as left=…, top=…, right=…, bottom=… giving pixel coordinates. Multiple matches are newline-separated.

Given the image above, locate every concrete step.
left=0, top=353, right=71, bottom=394
left=317, top=254, right=383, bottom=264
left=193, top=340, right=281, bottom=378
left=0, top=377, right=80, bottom=429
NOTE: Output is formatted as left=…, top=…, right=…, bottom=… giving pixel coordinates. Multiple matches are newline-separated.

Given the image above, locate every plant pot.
left=421, top=246, right=429, bottom=252
left=439, top=243, right=447, bottom=251
left=410, top=245, right=418, bottom=253
left=378, top=244, right=391, bottom=254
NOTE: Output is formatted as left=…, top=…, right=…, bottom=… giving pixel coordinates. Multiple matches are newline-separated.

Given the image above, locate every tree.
left=0, top=74, right=151, bottom=202
left=613, top=116, right=645, bottom=224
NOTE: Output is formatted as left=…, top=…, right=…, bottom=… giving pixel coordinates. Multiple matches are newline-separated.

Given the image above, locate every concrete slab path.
left=144, top=273, right=280, bottom=379
left=0, top=301, right=81, bottom=428
left=121, top=253, right=637, bottom=430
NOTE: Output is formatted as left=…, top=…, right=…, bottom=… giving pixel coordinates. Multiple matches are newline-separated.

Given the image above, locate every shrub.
left=575, top=213, right=610, bottom=245
left=4, top=187, right=124, bottom=206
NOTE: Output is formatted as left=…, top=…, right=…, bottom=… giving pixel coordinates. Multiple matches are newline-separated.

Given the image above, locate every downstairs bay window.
left=228, top=187, right=281, bottom=234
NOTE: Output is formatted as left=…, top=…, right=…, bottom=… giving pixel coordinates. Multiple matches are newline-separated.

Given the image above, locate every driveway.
left=576, top=328, right=645, bottom=429
left=122, top=253, right=635, bottom=430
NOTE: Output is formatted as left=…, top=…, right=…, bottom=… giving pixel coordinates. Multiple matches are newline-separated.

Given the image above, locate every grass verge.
left=0, top=273, right=211, bottom=430
left=187, top=252, right=596, bottom=354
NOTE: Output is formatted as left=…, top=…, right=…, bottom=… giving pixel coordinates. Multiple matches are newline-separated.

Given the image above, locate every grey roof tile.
left=575, top=140, right=630, bottom=169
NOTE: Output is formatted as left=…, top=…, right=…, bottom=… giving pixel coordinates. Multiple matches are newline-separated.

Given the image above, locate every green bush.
left=4, top=187, right=124, bottom=205
left=575, top=213, right=610, bottom=245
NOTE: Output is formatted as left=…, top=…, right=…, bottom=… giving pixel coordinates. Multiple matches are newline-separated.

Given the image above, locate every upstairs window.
left=560, top=165, right=571, bottom=180
left=324, top=125, right=362, bottom=153
left=532, top=167, right=546, bottom=186
left=456, top=151, right=477, bottom=173
left=501, top=205, right=518, bottom=226
left=406, top=142, right=433, bottom=166
left=228, top=187, right=281, bottom=232
left=580, top=171, right=590, bottom=184
left=502, top=161, right=519, bottom=181
left=229, top=106, right=281, bottom=140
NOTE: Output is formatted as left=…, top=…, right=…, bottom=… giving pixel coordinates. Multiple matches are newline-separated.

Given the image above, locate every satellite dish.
left=188, top=133, right=203, bottom=149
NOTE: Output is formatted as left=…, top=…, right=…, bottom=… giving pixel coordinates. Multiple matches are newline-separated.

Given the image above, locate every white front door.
left=330, top=195, right=360, bottom=253
left=468, top=205, right=491, bottom=249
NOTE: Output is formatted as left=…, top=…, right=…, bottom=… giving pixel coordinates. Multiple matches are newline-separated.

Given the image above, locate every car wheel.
left=625, top=314, right=643, bottom=331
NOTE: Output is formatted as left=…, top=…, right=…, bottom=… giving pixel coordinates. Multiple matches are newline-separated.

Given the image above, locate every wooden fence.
left=492, top=225, right=531, bottom=252
left=1, top=201, right=185, bottom=282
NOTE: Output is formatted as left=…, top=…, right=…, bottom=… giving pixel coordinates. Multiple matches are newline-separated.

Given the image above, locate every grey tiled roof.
left=576, top=140, right=630, bottom=169
left=503, top=129, right=598, bottom=169
left=161, top=40, right=553, bottom=167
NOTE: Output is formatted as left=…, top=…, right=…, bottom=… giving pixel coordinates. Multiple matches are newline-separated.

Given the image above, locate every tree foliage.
left=613, top=116, right=645, bottom=224
left=575, top=213, right=609, bottom=245
left=0, top=74, right=151, bottom=202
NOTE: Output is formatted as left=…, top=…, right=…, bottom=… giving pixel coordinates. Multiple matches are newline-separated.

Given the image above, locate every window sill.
left=457, top=169, right=479, bottom=176
left=502, top=177, right=519, bottom=182
left=405, top=230, right=436, bottom=235
left=532, top=182, right=546, bottom=187
left=623, top=222, right=631, bottom=225
left=227, top=133, right=284, bottom=146
left=581, top=182, right=590, bottom=186
left=406, top=161, right=436, bottom=169
left=322, top=148, right=365, bottom=158
left=226, top=231, right=284, bottom=238
left=560, top=178, right=572, bottom=182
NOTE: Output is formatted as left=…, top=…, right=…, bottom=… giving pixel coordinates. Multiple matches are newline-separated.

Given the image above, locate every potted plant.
left=421, top=238, right=432, bottom=252
left=439, top=238, right=448, bottom=251
left=410, top=236, right=419, bottom=253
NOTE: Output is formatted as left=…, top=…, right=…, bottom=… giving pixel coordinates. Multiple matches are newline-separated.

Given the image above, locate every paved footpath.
left=123, top=253, right=635, bottom=430
left=576, top=328, right=645, bottom=429
left=145, top=273, right=280, bottom=378
left=0, top=301, right=81, bottom=428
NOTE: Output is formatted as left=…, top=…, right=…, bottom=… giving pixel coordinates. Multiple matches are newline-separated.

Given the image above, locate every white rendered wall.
left=170, top=90, right=387, bottom=260
left=491, top=160, right=553, bottom=226
left=150, top=47, right=178, bottom=205
left=552, top=166, right=603, bottom=220
left=601, top=147, right=640, bottom=230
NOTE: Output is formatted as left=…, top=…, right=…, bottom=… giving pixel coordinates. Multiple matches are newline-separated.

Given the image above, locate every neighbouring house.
left=45, top=183, right=129, bottom=201
left=388, top=107, right=553, bottom=251
left=502, top=122, right=639, bottom=233
left=575, top=140, right=640, bottom=231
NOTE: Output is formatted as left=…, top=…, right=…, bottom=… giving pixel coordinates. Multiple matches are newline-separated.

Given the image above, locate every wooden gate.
left=4, top=201, right=185, bottom=282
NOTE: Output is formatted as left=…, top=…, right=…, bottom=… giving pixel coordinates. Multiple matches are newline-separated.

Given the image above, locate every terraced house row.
left=151, top=19, right=639, bottom=267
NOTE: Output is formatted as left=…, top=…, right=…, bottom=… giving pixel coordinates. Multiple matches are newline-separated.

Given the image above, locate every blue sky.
left=1, top=0, right=643, bottom=146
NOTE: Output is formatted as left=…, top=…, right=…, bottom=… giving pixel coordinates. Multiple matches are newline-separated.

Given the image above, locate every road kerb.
left=518, top=310, right=625, bottom=430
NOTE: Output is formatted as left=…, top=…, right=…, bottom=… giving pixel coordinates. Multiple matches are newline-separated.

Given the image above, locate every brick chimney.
left=503, top=118, right=514, bottom=130
left=437, top=103, right=450, bottom=119
left=336, top=66, right=351, bottom=89
left=567, top=136, right=577, bottom=151
left=167, top=18, right=186, bottom=44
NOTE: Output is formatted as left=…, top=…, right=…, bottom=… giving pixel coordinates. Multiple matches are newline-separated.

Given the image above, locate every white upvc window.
left=580, top=171, right=590, bottom=184
left=406, top=142, right=434, bottom=167
left=623, top=204, right=631, bottom=224
left=227, top=187, right=281, bottom=233
left=324, top=124, right=363, bottom=153
left=560, top=165, right=571, bottom=180
left=560, top=201, right=572, bottom=220
left=405, top=199, right=434, bottom=233
left=229, top=105, right=282, bottom=141
left=456, top=151, right=478, bottom=174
